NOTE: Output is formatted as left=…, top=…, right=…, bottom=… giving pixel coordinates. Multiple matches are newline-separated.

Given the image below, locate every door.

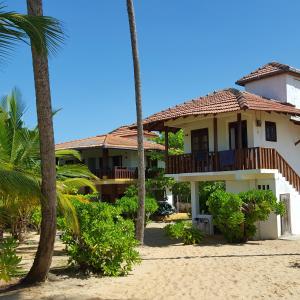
left=229, top=121, right=248, bottom=149
left=280, top=194, right=291, bottom=236
left=191, top=128, right=209, bottom=154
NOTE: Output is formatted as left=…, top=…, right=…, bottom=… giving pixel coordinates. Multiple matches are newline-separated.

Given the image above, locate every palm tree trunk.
left=126, top=0, right=145, bottom=243
left=22, top=0, right=57, bottom=284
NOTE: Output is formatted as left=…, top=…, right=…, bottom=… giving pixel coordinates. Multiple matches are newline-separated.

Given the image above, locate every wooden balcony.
left=166, top=147, right=300, bottom=193
left=94, top=167, right=137, bottom=180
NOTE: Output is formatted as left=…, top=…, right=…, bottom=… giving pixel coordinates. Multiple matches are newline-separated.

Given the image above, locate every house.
left=138, top=62, right=300, bottom=239
left=56, top=125, right=164, bottom=201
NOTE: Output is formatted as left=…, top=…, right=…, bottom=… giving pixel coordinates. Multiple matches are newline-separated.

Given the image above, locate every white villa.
left=139, top=62, right=300, bottom=239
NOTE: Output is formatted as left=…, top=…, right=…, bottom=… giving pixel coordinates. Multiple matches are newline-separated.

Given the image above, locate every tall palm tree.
left=22, top=0, right=60, bottom=284
left=126, top=0, right=146, bottom=243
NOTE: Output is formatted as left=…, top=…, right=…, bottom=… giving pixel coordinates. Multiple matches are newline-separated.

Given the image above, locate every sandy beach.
left=1, top=222, right=300, bottom=300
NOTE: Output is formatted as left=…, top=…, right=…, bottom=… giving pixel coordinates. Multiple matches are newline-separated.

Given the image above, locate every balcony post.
left=102, top=148, right=109, bottom=177
left=237, top=113, right=242, bottom=149
left=165, top=126, right=169, bottom=172
left=213, top=116, right=218, bottom=170
left=236, top=113, right=242, bottom=169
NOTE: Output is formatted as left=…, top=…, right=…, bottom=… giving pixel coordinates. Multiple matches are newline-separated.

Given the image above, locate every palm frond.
left=0, top=3, right=64, bottom=59
left=57, top=164, right=98, bottom=180
left=56, top=191, right=79, bottom=234
left=55, top=149, right=82, bottom=162
left=57, top=178, right=97, bottom=195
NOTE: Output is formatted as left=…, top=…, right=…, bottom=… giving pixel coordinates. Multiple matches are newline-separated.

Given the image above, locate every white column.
left=191, top=181, right=199, bottom=220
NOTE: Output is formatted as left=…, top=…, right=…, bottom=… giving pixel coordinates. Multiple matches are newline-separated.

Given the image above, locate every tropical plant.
left=207, top=190, right=245, bottom=243
left=0, top=90, right=97, bottom=244
left=116, top=195, right=158, bottom=225
left=0, top=238, right=22, bottom=282
left=207, top=189, right=285, bottom=243
left=61, top=199, right=141, bottom=276
left=126, top=0, right=145, bottom=244
left=198, top=181, right=225, bottom=213
left=165, top=221, right=203, bottom=245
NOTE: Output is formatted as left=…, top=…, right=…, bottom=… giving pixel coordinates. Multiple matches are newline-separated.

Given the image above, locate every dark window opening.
left=229, top=120, right=248, bottom=149
left=265, top=121, right=277, bottom=142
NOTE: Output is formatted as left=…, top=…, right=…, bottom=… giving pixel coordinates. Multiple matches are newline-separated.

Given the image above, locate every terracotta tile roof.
left=236, top=62, right=300, bottom=86
left=109, top=125, right=157, bottom=138
left=56, top=128, right=164, bottom=151
left=138, top=88, right=300, bottom=131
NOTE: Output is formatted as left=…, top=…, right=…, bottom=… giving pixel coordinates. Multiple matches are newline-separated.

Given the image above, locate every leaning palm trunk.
left=22, top=0, right=57, bottom=283
left=126, top=0, right=145, bottom=243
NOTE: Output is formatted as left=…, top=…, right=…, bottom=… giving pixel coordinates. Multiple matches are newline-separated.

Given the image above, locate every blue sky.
left=2, top=0, right=300, bottom=143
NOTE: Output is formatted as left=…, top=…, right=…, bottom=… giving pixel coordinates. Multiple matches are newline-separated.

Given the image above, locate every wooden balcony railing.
left=166, top=147, right=300, bottom=193
left=93, top=167, right=137, bottom=180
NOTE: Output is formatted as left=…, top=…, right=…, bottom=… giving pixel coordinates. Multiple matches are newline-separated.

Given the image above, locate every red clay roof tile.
left=138, top=88, right=300, bottom=131
left=236, top=62, right=300, bottom=86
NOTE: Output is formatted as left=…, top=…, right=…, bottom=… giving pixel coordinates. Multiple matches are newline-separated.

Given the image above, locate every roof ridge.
left=56, top=134, right=105, bottom=146
left=228, top=88, right=249, bottom=110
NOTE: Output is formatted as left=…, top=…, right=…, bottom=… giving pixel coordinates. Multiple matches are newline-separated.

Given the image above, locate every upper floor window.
left=265, top=121, right=277, bottom=142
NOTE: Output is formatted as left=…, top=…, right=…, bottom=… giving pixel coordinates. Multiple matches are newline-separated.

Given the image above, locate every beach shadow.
left=143, top=226, right=179, bottom=247
left=49, top=266, right=92, bottom=280
left=143, top=252, right=300, bottom=261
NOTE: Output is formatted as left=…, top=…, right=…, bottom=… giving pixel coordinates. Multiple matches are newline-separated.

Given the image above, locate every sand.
left=1, top=222, right=300, bottom=300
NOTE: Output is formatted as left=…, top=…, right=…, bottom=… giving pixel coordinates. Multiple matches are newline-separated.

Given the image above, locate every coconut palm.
left=0, top=1, right=64, bottom=283
left=23, top=0, right=62, bottom=284
left=126, top=0, right=146, bottom=243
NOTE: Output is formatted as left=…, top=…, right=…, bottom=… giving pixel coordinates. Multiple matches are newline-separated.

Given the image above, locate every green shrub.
left=199, top=181, right=225, bottom=213
left=165, top=221, right=203, bottom=245
left=0, top=238, right=22, bottom=282
left=116, top=195, right=158, bottom=225
left=207, top=190, right=244, bottom=243
left=207, top=189, right=285, bottom=243
left=239, top=190, right=285, bottom=240
left=61, top=200, right=141, bottom=276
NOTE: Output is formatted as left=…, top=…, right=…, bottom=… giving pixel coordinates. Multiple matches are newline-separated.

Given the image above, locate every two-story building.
left=139, top=62, right=300, bottom=239
left=56, top=125, right=164, bottom=201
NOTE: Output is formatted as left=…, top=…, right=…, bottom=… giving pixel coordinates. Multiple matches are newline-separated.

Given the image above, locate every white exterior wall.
left=245, top=73, right=300, bottom=109
left=251, top=111, right=300, bottom=175
left=245, top=74, right=287, bottom=102
left=178, top=112, right=255, bottom=154
left=79, top=148, right=161, bottom=169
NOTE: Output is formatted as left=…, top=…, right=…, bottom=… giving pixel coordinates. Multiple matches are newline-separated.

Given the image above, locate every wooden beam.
left=102, top=148, right=109, bottom=177
left=237, top=113, right=242, bottom=149
left=213, top=117, right=218, bottom=152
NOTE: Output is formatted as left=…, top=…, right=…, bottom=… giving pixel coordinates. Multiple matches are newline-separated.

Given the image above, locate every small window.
left=265, top=121, right=277, bottom=142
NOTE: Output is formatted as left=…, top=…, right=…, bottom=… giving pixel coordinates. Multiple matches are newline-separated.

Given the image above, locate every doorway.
left=280, top=193, right=291, bottom=236
left=229, top=120, right=248, bottom=149
left=191, top=128, right=209, bottom=154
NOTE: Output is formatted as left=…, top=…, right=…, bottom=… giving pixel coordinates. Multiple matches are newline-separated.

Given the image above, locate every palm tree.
left=126, top=0, right=146, bottom=243
left=0, top=1, right=64, bottom=284
left=21, top=0, right=62, bottom=284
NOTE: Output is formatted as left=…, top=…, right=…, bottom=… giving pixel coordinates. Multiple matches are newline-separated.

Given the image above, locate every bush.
left=199, top=181, right=225, bottom=213
left=165, top=221, right=203, bottom=245
left=207, top=190, right=244, bottom=243
left=0, top=238, right=22, bottom=282
left=207, top=189, right=285, bottom=243
left=116, top=195, right=158, bottom=225
left=61, top=200, right=141, bottom=276
left=239, top=190, right=285, bottom=239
